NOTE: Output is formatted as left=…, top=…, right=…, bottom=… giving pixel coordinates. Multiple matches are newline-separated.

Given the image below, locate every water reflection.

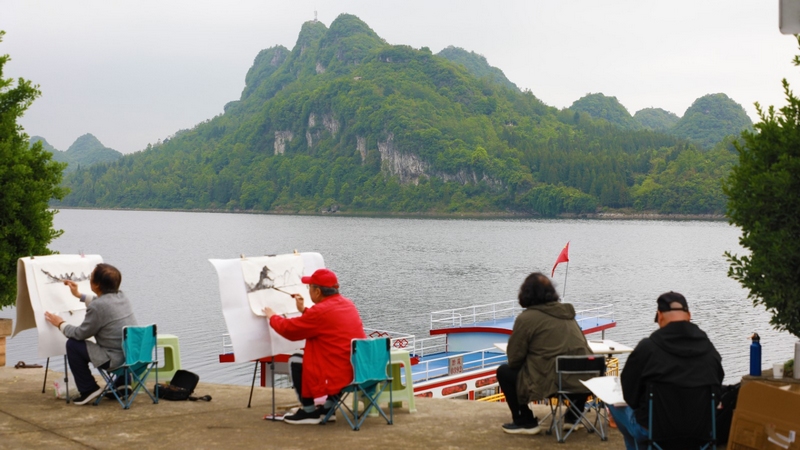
left=2, top=210, right=793, bottom=385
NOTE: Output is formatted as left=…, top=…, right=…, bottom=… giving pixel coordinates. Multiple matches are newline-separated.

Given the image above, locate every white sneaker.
left=502, top=423, right=542, bottom=435
left=562, top=421, right=585, bottom=431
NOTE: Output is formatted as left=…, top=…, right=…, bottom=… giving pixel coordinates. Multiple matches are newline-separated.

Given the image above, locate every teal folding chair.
left=320, top=337, right=393, bottom=430
left=95, top=324, right=159, bottom=409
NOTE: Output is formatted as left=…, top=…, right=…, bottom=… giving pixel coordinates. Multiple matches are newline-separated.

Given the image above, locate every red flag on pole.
left=551, top=242, right=570, bottom=277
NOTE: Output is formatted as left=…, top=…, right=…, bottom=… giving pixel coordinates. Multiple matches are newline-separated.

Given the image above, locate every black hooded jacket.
left=621, top=321, right=724, bottom=426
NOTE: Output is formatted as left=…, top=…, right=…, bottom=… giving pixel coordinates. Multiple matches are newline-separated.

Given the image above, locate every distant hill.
left=32, top=134, right=122, bottom=172
left=58, top=14, right=740, bottom=217
left=436, top=46, right=519, bottom=91
left=634, top=108, right=680, bottom=131
left=569, top=93, right=641, bottom=130
left=671, top=93, right=753, bottom=149
left=31, top=136, right=59, bottom=155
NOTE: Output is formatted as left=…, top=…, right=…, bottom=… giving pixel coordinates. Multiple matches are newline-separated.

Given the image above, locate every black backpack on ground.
left=157, top=369, right=206, bottom=401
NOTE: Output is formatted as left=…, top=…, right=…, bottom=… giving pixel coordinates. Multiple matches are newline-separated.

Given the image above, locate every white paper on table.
left=13, top=254, right=103, bottom=358
left=580, top=376, right=627, bottom=406
left=210, top=252, right=324, bottom=362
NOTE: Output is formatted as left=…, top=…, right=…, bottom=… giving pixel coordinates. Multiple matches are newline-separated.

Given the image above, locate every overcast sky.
left=2, top=0, right=797, bottom=154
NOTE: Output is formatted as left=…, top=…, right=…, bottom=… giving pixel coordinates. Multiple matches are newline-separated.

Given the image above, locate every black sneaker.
left=73, top=387, right=104, bottom=405
left=502, top=422, right=541, bottom=435
left=319, top=407, right=336, bottom=423
left=284, top=408, right=323, bottom=425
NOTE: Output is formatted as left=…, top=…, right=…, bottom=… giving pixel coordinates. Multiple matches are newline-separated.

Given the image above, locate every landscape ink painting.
left=14, top=254, right=103, bottom=357
left=31, top=257, right=96, bottom=315
left=241, top=254, right=306, bottom=316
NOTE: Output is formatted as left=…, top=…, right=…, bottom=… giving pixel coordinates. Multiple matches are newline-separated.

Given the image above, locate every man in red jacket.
left=263, top=268, right=366, bottom=425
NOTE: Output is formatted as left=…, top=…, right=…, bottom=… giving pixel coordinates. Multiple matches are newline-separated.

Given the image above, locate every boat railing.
left=430, top=300, right=520, bottom=330
left=430, top=300, right=615, bottom=331
left=219, top=328, right=416, bottom=361
left=221, top=333, right=233, bottom=356
left=411, top=346, right=507, bottom=382
left=571, top=303, right=616, bottom=330
left=413, top=335, right=448, bottom=358
left=363, top=327, right=415, bottom=351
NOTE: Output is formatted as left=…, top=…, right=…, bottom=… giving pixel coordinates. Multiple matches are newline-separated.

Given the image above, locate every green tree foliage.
left=723, top=41, right=800, bottom=338
left=57, top=15, right=739, bottom=218
left=0, top=31, right=67, bottom=308
left=570, top=93, right=641, bottom=130
left=672, top=93, right=753, bottom=149
left=634, top=107, right=680, bottom=131
left=436, top=46, right=520, bottom=92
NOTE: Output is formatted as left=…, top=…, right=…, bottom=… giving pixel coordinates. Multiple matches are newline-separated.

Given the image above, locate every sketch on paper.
left=241, top=254, right=305, bottom=316
left=40, top=269, right=91, bottom=284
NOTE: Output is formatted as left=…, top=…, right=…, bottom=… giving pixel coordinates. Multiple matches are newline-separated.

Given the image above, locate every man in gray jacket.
left=45, top=263, right=138, bottom=405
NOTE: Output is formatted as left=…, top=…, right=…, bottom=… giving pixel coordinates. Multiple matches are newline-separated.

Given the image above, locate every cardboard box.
left=0, top=318, right=11, bottom=337
left=728, top=381, right=800, bottom=449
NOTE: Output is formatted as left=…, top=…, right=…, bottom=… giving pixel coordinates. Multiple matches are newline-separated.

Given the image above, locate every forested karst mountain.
left=569, top=93, right=641, bottom=130
left=634, top=108, right=680, bottom=131
left=436, top=46, right=519, bottom=92
left=32, top=134, right=122, bottom=172
left=671, top=93, right=752, bottom=149
left=570, top=93, right=752, bottom=150
left=31, top=136, right=58, bottom=154
left=59, top=14, right=740, bottom=216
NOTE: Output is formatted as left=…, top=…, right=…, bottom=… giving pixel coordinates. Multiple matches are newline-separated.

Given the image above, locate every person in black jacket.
left=608, top=292, right=724, bottom=450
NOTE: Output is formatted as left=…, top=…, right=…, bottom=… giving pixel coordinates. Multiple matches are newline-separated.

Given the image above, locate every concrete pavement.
left=0, top=366, right=624, bottom=449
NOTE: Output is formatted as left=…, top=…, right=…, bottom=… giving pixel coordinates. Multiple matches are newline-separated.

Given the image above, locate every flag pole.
left=562, top=262, right=569, bottom=300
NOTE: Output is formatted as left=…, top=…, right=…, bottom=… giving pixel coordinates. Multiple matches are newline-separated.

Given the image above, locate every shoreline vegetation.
left=54, top=206, right=726, bottom=221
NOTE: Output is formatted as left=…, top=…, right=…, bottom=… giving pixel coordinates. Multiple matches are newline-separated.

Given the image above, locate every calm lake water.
left=2, top=209, right=794, bottom=385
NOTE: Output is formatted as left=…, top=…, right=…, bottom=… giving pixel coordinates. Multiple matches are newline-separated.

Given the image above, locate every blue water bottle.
left=749, top=333, right=761, bottom=376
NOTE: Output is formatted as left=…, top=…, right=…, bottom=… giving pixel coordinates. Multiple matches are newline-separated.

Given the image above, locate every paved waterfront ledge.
left=0, top=367, right=623, bottom=449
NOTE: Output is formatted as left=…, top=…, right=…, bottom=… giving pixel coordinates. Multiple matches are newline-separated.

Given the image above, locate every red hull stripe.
left=413, top=368, right=498, bottom=392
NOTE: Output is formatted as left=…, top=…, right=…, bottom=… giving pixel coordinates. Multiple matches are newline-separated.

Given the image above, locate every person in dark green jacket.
left=497, top=272, right=592, bottom=435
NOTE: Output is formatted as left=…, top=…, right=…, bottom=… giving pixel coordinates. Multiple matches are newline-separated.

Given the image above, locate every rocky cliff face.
left=356, top=136, right=367, bottom=163
left=377, top=133, right=427, bottom=184
left=274, top=131, right=293, bottom=155
left=306, top=112, right=340, bottom=148
left=373, top=133, right=500, bottom=187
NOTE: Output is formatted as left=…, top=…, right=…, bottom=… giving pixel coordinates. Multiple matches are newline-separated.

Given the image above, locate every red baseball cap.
left=301, top=268, right=339, bottom=288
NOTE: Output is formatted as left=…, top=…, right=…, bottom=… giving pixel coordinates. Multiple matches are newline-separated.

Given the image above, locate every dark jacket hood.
left=530, top=301, right=576, bottom=320
left=650, top=321, right=714, bottom=357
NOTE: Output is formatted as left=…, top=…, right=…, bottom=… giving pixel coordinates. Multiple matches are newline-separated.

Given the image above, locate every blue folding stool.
left=320, top=337, right=393, bottom=430
left=95, top=324, right=159, bottom=409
